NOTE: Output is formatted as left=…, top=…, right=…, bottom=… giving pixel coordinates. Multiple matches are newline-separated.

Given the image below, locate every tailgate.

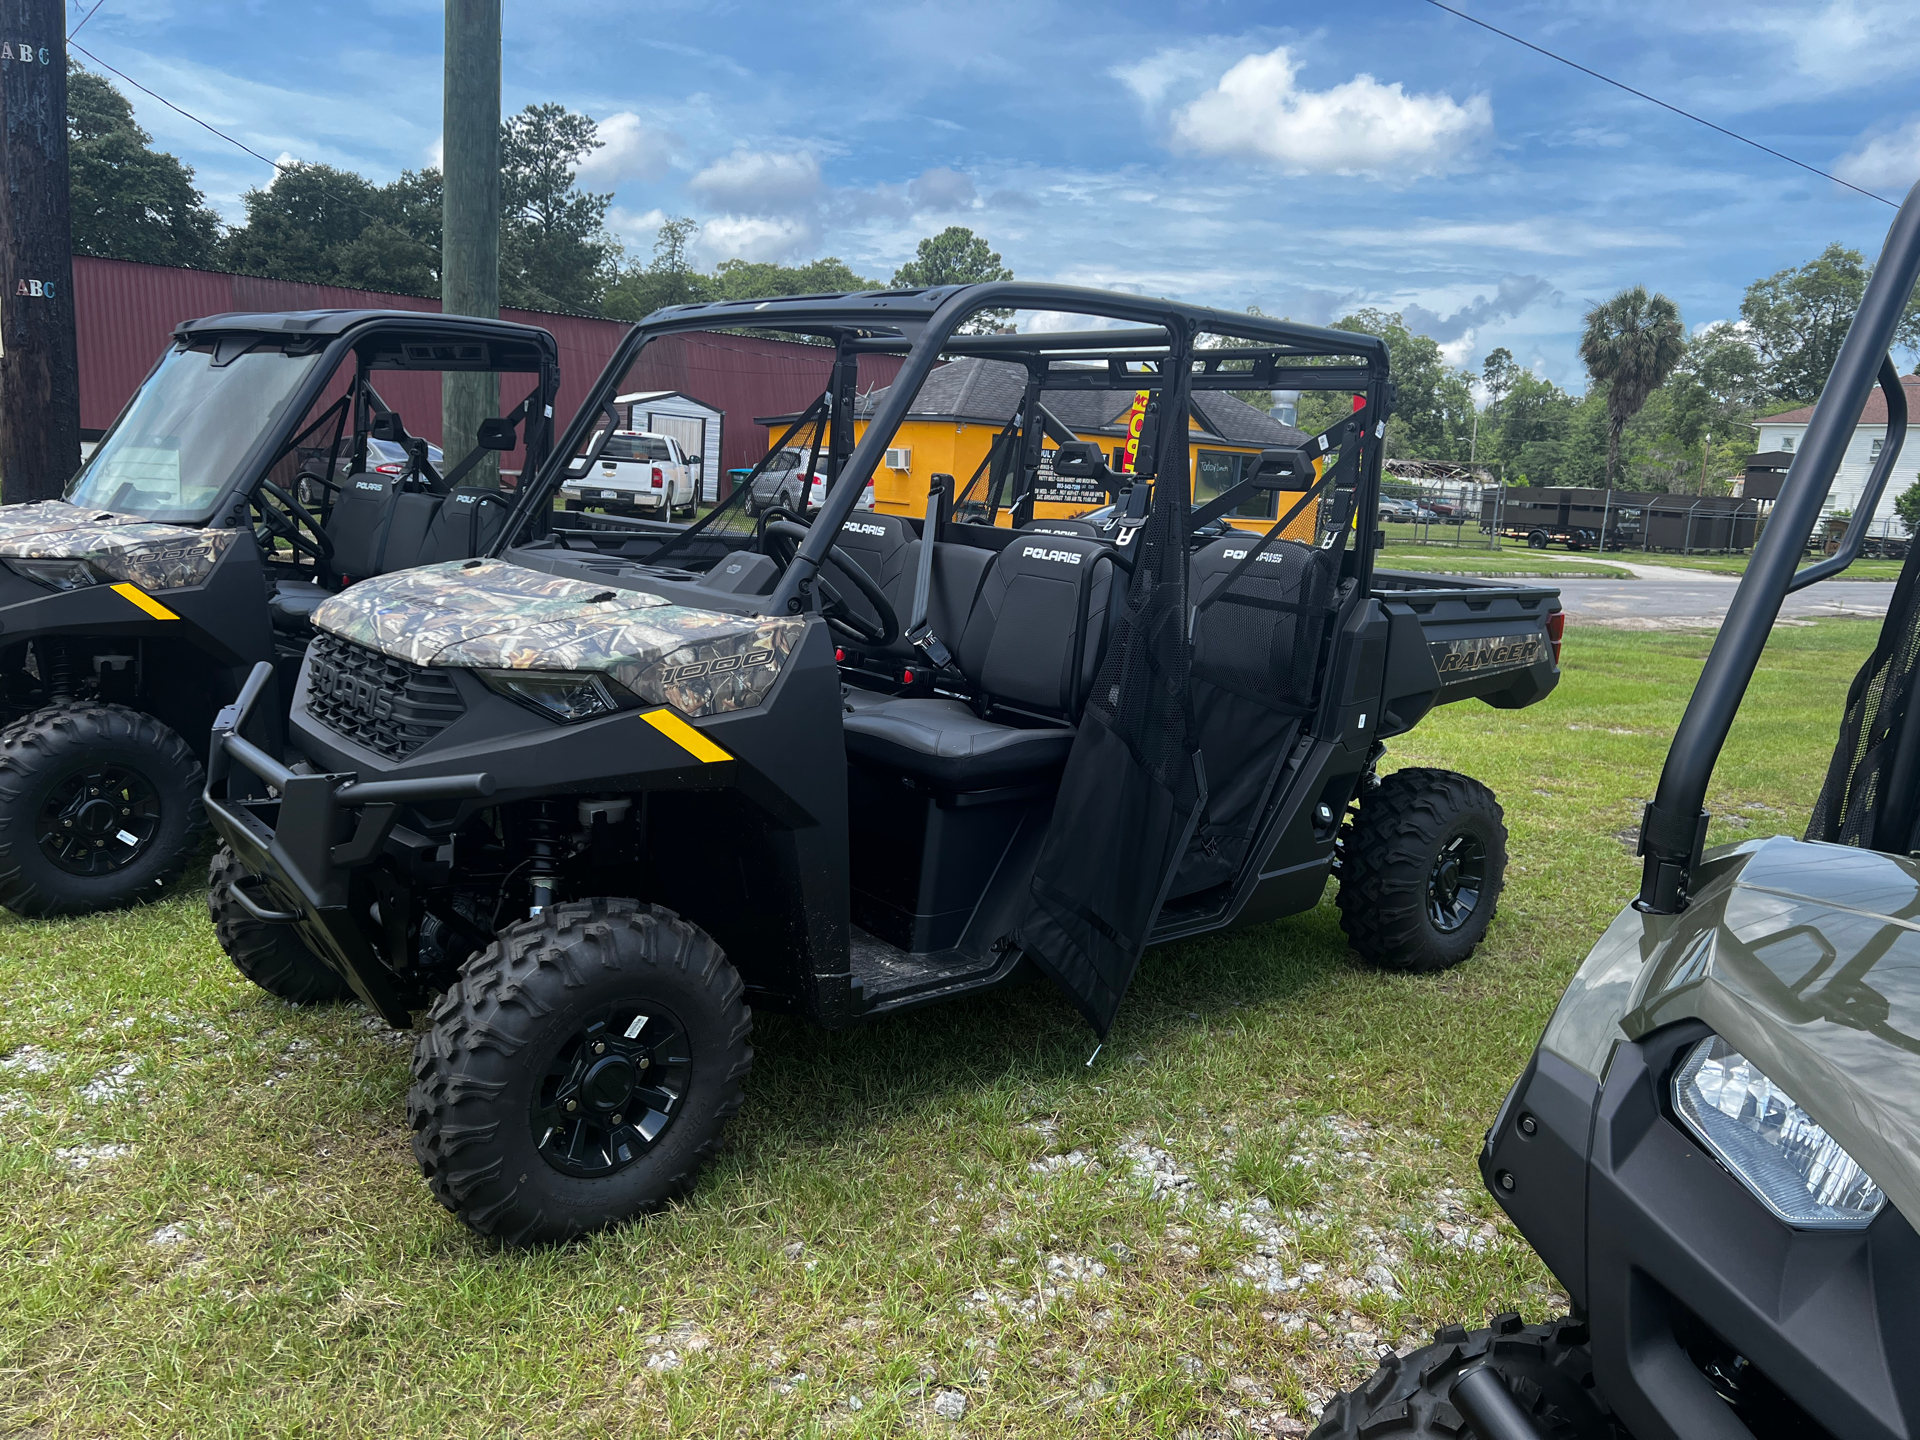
left=1371, top=570, right=1562, bottom=731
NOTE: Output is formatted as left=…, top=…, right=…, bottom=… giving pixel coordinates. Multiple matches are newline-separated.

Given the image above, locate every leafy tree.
left=1578, top=285, right=1686, bottom=486
left=500, top=103, right=618, bottom=313
left=1491, top=370, right=1577, bottom=485
left=709, top=256, right=880, bottom=301
left=67, top=62, right=221, bottom=267
left=1740, top=244, right=1871, bottom=404
left=1296, top=309, right=1474, bottom=460
left=1895, top=478, right=1920, bottom=538
left=892, top=226, right=1012, bottom=332
left=1481, top=346, right=1520, bottom=404
left=221, top=162, right=440, bottom=296
left=603, top=217, right=884, bottom=321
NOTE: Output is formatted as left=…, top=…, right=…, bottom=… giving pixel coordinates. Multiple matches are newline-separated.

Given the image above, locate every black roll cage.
left=105, top=310, right=565, bottom=536
left=1636, top=178, right=1920, bottom=914
left=497, top=283, right=1395, bottom=603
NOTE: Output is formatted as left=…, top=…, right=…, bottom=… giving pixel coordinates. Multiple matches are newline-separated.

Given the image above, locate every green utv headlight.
left=4, top=557, right=102, bottom=591
left=478, top=669, right=634, bottom=724
left=1673, top=1035, right=1886, bottom=1229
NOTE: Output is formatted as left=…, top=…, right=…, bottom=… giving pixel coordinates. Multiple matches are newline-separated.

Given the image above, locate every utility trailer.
left=1481, top=487, right=1642, bottom=551
left=201, top=285, right=1562, bottom=1243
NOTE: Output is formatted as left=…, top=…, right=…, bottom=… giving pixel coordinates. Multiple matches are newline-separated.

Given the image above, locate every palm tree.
left=1578, top=286, right=1686, bottom=486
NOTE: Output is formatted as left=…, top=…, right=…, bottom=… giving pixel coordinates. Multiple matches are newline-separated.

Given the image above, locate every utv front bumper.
left=203, top=662, right=494, bottom=1026
left=1485, top=990, right=1920, bottom=1439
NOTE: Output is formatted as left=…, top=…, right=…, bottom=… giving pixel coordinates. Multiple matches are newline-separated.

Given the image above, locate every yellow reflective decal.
left=642, top=708, right=732, bottom=764
left=111, top=582, right=178, bottom=620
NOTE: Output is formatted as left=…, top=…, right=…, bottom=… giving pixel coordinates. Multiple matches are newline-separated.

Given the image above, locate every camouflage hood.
left=0, top=499, right=237, bottom=589
left=1543, top=833, right=1920, bottom=1231
left=310, top=559, right=806, bottom=717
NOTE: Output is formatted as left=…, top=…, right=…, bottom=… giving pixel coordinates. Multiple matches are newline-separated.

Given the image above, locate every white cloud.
left=1168, top=46, right=1490, bottom=179
left=687, top=148, right=821, bottom=214
left=1320, top=218, right=1680, bottom=257
left=426, top=136, right=444, bottom=169
left=1836, top=117, right=1920, bottom=192
left=608, top=206, right=670, bottom=248
left=907, top=166, right=976, bottom=211
left=576, top=112, right=675, bottom=185
left=693, top=214, right=818, bottom=265
left=1767, top=1, right=1918, bottom=89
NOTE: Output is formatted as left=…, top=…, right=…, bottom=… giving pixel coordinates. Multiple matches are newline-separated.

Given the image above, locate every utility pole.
left=1697, top=430, right=1712, bottom=495
left=0, top=1, right=80, bottom=504
left=442, top=0, right=501, bottom=487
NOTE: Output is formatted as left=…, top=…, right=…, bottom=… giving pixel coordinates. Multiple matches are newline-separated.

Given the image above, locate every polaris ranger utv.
left=0, top=310, right=557, bottom=915
left=1315, top=182, right=1920, bottom=1440
left=202, top=285, right=1563, bottom=1244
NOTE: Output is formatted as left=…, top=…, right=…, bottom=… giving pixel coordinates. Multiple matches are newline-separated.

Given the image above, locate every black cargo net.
left=1015, top=435, right=1204, bottom=1036
left=1083, top=491, right=1201, bottom=795
left=1807, top=538, right=1920, bottom=851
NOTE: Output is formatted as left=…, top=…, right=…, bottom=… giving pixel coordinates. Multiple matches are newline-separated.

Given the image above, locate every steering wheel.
left=253, top=475, right=335, bottom=568
left=763, top=519, right=899, bottom=648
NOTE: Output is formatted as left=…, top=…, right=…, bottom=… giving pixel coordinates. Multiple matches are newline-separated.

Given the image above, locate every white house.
left=1749, top=373, right=1920, bottom=531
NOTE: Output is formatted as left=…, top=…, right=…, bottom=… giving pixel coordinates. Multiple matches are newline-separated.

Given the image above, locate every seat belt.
left=904, top=473, right=954, bottom=667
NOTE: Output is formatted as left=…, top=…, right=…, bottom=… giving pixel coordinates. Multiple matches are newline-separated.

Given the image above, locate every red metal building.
left=72, top=256, right=904, bottom=477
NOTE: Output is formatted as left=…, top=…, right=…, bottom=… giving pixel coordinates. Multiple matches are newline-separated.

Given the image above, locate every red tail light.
left=651, top=466, right=664, bottom=487
left=375, top=462, right=402, bottom=474
left=1547, top=610, right=1566, bottom=665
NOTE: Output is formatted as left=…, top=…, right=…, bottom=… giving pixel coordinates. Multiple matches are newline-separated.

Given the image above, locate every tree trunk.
left=0, top=3, right=80, bottom=505
left=442, top=0, right=501, bottom=488
left=1606, top=413, right=1624, bottom=488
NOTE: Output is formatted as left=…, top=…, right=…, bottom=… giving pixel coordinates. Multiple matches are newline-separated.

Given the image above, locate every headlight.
left=4, top=557, right=102, bottom=591
left=1673, top=1035, right=1886, bottom=1229
left=477, top=669, right=631, bottom=723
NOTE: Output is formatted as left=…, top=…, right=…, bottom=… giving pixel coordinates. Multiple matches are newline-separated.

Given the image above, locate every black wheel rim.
left=531, top=1001, right=693, bottom=1178
left=35, top=762, right=162, bottom=876
left=1427, top=830, right=1487, bottom=934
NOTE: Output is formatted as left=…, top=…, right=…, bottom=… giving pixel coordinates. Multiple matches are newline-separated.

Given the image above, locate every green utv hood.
left=310, top=559, right=807, bottom=717
left=0, top=499, right=236, bottom=589
left=1543, top=833, right=1920, bottom=1228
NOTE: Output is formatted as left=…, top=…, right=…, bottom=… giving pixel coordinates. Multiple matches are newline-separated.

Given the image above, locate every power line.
left=69, top=39, right=291, bottom=175
left=67, top=0, right=105, bottom=38
left=1420, top=0, right=1898, bottom=210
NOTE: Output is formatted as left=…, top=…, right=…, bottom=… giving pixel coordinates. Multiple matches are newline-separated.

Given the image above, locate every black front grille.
left=305, top=632, right=465, bottom=759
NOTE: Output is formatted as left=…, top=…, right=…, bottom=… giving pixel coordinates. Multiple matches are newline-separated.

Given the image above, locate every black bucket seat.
left=842, top=533, right=1117, bottom=788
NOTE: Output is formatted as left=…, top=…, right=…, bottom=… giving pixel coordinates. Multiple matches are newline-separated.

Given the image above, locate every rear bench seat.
left=841, top=533, right=1116, bottom=788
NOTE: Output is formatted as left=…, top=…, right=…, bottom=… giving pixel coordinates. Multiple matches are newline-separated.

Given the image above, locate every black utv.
left=0, top=310, right=556, bottom=915
left=203, top=285, right=1563, bottom=1244
left=1315, top=181, right=1920, bottom=1440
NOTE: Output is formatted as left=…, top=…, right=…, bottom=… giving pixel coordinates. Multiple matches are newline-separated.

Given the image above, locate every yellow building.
left=762, top=357, right=1317, bottom=539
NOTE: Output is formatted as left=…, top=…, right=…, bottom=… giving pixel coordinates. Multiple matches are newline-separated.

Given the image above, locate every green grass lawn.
left=1374, top=549, right=1630, bottom=578
left=0, top=621, right=1878, bottom=1437
left=1609, top=551, right=1905, bottom=581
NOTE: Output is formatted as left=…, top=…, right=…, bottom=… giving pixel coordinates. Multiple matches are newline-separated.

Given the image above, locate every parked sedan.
left=747, top=449, right=874, bottom=515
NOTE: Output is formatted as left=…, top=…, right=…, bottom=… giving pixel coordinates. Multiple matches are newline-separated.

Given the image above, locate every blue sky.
left=69, top=0, right=1920, bottom=392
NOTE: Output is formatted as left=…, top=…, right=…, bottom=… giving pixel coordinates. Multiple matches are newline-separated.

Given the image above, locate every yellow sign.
left=1118, top=390, right=1150, bottom=473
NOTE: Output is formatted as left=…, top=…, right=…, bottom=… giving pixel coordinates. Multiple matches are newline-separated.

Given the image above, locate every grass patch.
left=0, top=621, right=1878, bottom=1436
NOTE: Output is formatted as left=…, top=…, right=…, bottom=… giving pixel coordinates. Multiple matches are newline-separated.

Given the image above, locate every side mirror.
left=476, top=416, right=519, bottom=450
left=1250, top=447, right=1316, bottom=490
left=685, top=453, right=703, bottom=466
left=1051, top=440, right=1111, bottom=480
left=370, top=411, right=406, bottom=443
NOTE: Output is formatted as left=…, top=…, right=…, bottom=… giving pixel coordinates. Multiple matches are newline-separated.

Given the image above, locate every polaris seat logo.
left=844, top=523, right=887, bottom=537
left=1222, top=549, right=1286, bottom=564
left=1020, top=545, right=1083, bottom=565
left=356, top=481, right=384, bottom=492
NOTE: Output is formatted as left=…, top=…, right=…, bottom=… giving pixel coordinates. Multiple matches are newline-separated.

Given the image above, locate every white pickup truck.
left=561, top=430, right=700, bottom=519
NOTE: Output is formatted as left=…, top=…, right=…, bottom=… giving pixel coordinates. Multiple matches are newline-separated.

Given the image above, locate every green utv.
left=203, top=286, right=1563, bottom=1244
left=0, top=310, right=557, bottom=916
left=1316, top=182, right=1920, bottom=1440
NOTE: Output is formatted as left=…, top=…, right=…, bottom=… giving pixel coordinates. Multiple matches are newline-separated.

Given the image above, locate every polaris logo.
left=844, top=523, right=887, bottom=537
left=1020, top=545, right=1083, bottom=565
left=1222, top=549, right=1287, bottom=564
left=454, top=493, right=478, bottom=503
left=355, top=481, right=384, bottom=492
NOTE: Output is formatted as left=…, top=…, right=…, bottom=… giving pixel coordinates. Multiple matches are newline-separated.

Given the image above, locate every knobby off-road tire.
left=207, top=844, right=356, bottom=1005
left=409, top=898, right=752, bottom=1246
left=1337, top=767, right=1507, bottom=973
left=1310, top=1315, right=1620, bottom=1440
left=0, top=703, right=206, bottom=917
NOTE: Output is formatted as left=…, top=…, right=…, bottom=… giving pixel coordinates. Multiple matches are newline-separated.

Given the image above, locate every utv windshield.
left=66, top=340, right=323, bottom=524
